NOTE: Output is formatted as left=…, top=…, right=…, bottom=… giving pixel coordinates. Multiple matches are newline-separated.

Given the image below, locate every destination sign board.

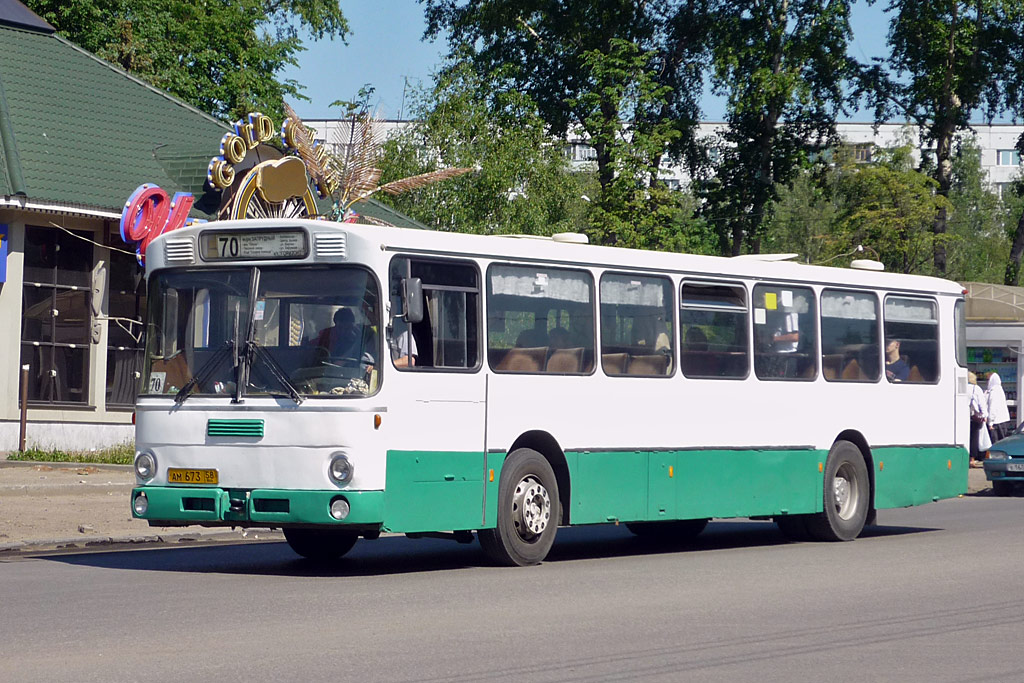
left=200, top=230, right=308, bottom=261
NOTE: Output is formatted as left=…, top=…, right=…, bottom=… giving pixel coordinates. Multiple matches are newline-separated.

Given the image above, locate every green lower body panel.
left=383, top=450, right=489, bottom=532
left=872, top=446, right=967, bottom=509
left=567, top=449, right=826, bottom=525
left=132, top=486, right=383, bottom=526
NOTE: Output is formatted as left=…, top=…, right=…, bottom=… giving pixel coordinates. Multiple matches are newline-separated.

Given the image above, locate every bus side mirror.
left=402, top=277, right=424, bottom=324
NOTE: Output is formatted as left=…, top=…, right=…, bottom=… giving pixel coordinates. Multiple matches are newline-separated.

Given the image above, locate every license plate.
left=1006, top=463, right=1024, bottom=472
left=167, top=468, right=219, bottom=485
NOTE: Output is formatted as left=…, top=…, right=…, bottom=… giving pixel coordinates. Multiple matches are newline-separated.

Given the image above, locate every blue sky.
left=283, top=1, right=892, bottom=122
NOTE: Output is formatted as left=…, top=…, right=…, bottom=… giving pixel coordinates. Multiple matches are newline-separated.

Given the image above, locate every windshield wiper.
left=174, top=340, right=233, bottom=405
left=245, top=340, right=304, bottom=405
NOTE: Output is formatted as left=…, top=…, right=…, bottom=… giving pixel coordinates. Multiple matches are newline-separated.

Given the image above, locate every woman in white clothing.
left=968, top=372, right=988, bottom=463
left=985, top=372, right=1014, bottom=442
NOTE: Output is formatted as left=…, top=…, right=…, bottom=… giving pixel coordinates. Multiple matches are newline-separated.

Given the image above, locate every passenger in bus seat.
left=884, top=338, right=909, bottom=382
left=548, top=326, right=571, bottom=349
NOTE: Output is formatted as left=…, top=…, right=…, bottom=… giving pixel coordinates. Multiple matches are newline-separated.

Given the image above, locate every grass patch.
left=6, top=443, right=134, bottom=465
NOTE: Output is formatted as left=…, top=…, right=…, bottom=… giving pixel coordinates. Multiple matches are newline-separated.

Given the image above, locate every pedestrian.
left=968, top=372, right=988, bottom=466
left=985, top=371, right=1014, bottom=444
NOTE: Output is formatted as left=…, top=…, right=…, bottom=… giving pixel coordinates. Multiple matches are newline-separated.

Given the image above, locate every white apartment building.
left=305, top=119, right=1024, bottom=196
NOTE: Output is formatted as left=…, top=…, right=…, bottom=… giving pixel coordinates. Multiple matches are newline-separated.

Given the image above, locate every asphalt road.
left=1, top=493, right=1021, bottom=683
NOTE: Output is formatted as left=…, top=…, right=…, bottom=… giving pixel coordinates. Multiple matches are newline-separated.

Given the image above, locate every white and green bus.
left=130, top=218, right=969, bottom=565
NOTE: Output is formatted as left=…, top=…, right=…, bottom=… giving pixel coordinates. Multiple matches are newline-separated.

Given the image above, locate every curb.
left=0, top=529, right=284, bottom=555
left=0, top=460, right=133, bottom=472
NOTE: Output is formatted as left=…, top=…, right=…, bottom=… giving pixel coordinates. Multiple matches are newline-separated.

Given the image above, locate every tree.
left=832, top=144, right=950, bottom=275
left=25, top=0, right=348, bottom=121
left=423, top=0, right=710, bottom=244
left=699, top=0, right=857, bottom=256
left=862, top=0, right=1024, bottom=275
left=374, top=59, right=592, bottom=236
left=945, top=136, right=1009, bottom=283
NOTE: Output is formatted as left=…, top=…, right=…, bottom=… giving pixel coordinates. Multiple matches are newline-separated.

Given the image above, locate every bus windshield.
left=141, top=265, right=381, bottom=399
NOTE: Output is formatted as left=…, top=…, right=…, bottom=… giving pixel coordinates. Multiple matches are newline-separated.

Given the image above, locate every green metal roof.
left=0, top=22, right=228, bottom=215
left=0, top=10, right=428, bottom=229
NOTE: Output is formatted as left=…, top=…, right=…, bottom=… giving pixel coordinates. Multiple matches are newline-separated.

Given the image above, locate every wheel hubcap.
left=512, top=475, right=551, bottom=540
left=833, top=463, right=858, bottom=520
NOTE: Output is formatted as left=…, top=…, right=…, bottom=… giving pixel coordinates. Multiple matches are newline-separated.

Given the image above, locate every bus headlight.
left=329, top=452, right=354, bottom=485
left=133, top=493, right=149, bottom=516
left=135, top=450, right=157, bottom=480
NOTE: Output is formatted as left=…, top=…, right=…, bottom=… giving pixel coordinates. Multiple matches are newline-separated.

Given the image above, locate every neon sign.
left=119, top=184, right=197, bottom=265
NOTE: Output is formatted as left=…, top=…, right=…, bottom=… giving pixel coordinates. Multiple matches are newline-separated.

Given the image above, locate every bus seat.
left=908, top=365, right=925, bottom=383
left=496, top=346, right=547, bottom=373
left=627, top=353, right=669, bottom=376
left=547, top=347, right=583, bottom=374
left=841, top=358, right=862, bottom=380
left=602, top=352, right=629, bottom=375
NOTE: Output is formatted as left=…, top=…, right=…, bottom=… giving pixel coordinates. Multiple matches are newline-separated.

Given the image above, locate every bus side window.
left=388, top=257, right=481, bottom=371
left=599, top=273, right=674, bottom=377
left=679, top=281, right=748, bottom=379
left=820, top=290, right=880, bottom=382
left=883, top=296, right=939, bottom=384
left=487, top=264, right=594, bottom=374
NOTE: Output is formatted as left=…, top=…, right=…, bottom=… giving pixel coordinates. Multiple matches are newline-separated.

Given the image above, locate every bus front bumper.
left=131, top=486, right=384, bottom=527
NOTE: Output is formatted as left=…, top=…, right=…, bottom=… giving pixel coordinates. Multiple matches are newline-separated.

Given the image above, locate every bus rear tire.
left=478, top=448, right=559, bottom=567
left=283, top=528, right=358, bottom=561
left=626, top=519, right=708, bottom=542
left=806, top=440, right=870, bottom=541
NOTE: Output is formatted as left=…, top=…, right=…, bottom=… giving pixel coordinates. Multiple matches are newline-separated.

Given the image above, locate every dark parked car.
left=983, top=424, right=1024, bottom=496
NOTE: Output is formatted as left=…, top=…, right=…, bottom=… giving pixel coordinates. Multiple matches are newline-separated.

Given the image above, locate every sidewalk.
left=0, top=461, right=281, bottom=554
left=0, top=460, right=992, bottom=555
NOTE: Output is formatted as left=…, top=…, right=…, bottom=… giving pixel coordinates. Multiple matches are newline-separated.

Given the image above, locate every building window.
left=21, top=226, right=94, bottom=404
left=105, top=245, right=147, bottom=406
left=997, top=149, right=1021, bottom=166
left=853, top=144, right=873, bottom=163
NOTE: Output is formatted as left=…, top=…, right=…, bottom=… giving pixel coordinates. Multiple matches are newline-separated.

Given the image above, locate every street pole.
left=19, top=364, right=29, bottom=451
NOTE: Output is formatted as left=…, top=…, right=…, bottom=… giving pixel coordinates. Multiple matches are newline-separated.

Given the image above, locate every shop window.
left=21, top=226, right=94, bottom=404
left=105, top=246, right=147, bottom=406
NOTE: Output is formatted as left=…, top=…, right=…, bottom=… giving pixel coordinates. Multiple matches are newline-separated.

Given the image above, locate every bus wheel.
left=806, top=440, right=869, bottom=541
left=283, top=528, right=358, bottom=561
left=478, top=448, right=559, bottom=566
left=626, top=519, right=708, bottom=542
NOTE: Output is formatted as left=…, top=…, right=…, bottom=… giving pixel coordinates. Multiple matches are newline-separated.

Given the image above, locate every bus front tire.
left=805, top=440, right=870, bottom=541
left=478, top=448, right=559, bottom=567
left=283, top=528, right=358, bottom=561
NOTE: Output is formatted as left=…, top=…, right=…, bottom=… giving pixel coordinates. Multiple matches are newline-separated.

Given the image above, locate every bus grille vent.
left=315, top=232, right=347, bottom=259
left=207, top=419, right=264, bottom=438
left=164, top=237, right=195, bottom=264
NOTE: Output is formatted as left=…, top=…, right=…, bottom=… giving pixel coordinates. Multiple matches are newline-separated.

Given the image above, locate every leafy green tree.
left=25, top=0, right=348, bottom=121
left=861, top=0, right=1024, bottom=274
left=375, top=59, right=591, bottom=236
left=700, top=0, right=856, bottom=256
left=423, top=0, right=710, bottom=243
left=832, top=144, right=950, bottom=275
left=945, top=136, right=1008, bottom=282
left=761, top=162, right=843, bottom=265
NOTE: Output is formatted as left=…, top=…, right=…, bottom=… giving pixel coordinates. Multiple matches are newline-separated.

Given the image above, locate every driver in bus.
left=314, top=307, right=377, bottom=373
